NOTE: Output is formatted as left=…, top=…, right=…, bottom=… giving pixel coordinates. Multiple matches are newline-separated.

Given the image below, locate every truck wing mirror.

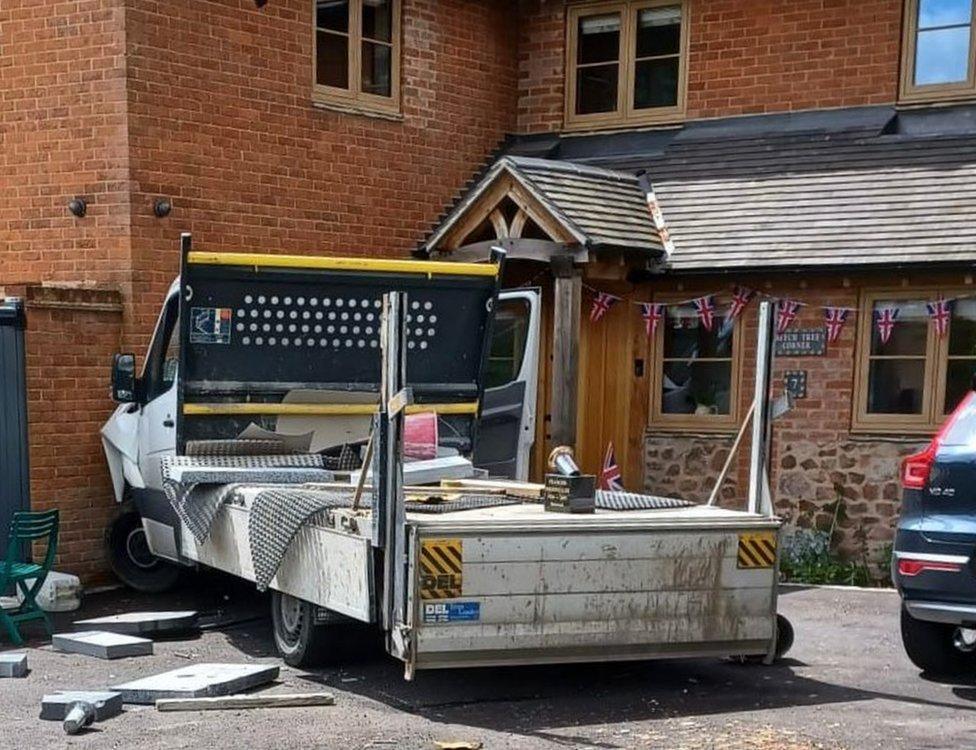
left=111, top=353, right=138, bottom=403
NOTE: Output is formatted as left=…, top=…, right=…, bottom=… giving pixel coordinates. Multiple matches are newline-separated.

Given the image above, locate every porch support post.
left=549, top=256, right=581, bottom=450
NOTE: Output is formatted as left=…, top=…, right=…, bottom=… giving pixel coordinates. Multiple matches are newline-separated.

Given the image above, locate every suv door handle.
left=163, top=418, right=175, bottom=428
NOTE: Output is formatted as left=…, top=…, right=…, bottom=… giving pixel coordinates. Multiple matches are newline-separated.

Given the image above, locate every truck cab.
left=101, top=278, right=540, bottom=592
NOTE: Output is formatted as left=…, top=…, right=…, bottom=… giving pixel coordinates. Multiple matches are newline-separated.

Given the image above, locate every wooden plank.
left=549, top=266, right=581, bottom=449
left=439, top=478, right=544, bottom=499
left=156, top=693, right=336, bottom=712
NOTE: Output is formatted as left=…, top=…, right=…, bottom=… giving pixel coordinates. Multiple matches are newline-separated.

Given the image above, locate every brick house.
left=2, top=0, right=975, bottom=583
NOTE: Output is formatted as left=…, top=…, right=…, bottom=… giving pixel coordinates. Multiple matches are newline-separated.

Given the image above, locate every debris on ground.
left=433, top=741, right=483, bottom=750
left=0, top=652, right=28, bottom=678
left=53, top=631, right=153, bottom=660
left=40, top=691, right=123, bottom=722
left=111, top=663, right=279, bottom=704
left=155, top=691, right=336, bottom=712
left=72, top=610, right=199, bottom=636
left=62, top=701, right=95, bottom=735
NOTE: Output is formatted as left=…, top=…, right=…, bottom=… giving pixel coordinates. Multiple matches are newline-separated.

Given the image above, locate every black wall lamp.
left=67, top=198, right=86, bottom=218
left=153, top=198, right=172, bottom=218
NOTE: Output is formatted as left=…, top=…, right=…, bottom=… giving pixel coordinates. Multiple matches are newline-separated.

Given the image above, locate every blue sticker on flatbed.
left=422, top=601, right=480, bottom=624
left=190, top=307, right=232, bottom=344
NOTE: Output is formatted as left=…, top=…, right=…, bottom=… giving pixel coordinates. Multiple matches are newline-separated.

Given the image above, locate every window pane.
left=361, top=41, right=392, bottom=96
left=870, top=300, right=928, bottom=355
left=919, top=0, right=972, bottom=28
left=485, top=299, right=529, bottom=389
left=867, top=359, right=925, bottom=414
left=576, top=63, right=619, bottom=114
left=634, top=57, right=679, bottom=108
left=662, top=361, right=732, bottom=415
left=578, top=13, right=621, bottom=64
left=950, top=299, right=976, bottom=355
left=317, top=30, right=349, bottom=88
left=664, top=306, right=734, bottom=359
left=363, top=0, right=392, bottom=42
left=945, top=360, right=976, bottom=413
left=915, top=27, right=971, bottom=84
left=636, top=6, right=681, bottom=57
left=317, top=0, right=349, bottom=32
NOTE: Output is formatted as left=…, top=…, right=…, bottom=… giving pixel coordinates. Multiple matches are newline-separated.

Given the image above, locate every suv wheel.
left=901, top=604, right=976, bottom=675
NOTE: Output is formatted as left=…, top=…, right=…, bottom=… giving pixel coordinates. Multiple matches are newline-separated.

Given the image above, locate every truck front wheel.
left=271, top=591, right=334, bottom=667
left=106, top=508, right=181, bottom=593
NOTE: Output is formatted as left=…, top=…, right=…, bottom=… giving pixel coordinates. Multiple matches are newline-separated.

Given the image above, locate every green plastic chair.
left=0, top=509, right=59, bottom=645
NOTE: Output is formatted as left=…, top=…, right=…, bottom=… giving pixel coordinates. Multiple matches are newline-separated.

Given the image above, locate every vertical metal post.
left=748, top=301, right=776, bottom=515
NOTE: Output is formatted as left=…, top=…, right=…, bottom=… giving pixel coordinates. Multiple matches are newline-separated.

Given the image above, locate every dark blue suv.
left=894, top=390, right=976, bottom=674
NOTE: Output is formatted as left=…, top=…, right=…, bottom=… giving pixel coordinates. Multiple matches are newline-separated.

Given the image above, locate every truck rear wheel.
left=271, top=591, right=333, bottom=667
left=106, top=509, right=181, bottom=593
left=901, top=604, right=975, bottom=675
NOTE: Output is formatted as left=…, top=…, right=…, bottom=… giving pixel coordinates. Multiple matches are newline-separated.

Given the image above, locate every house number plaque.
left=784, top=370, right=807, bottom=399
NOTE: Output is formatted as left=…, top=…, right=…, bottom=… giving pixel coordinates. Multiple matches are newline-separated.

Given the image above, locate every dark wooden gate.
left=0, top=299, right=29, bottom=557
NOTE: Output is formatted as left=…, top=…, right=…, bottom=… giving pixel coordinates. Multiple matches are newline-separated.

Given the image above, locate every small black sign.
left=775, top=328, right=826, bottom=357
left=784, top=370, right=807, bottom=399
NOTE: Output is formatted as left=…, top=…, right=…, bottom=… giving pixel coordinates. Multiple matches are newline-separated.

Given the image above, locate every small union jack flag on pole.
left=875, top=306, right=899, bottom=345
left=726, top=286, right=755, bottom=322
left=599, top=442, right=624, bottom=491
left=776, top=299, right=801, bottom=335
left=692, top=295, right=716, bottom=332
left=641, top=302, right=664, bottom=338
left=589, top=292, right=618, bottom=323
left=823, top=307, right=849, bottom=344
left=926, top=297, right=952, bottom=339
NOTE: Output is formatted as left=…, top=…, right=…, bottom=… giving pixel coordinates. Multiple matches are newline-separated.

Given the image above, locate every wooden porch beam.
left=549, top=256, right=581, bottom=450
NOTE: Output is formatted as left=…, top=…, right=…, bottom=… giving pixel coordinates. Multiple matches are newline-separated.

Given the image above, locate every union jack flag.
left=776, top=299, right=801, bottom=335
left=875, top=306, right=899, bottom=345
left=693, top=295, right=716, bottom=332
left=589, top=292, right=618, bottom=323
left=599, top=442, right=624, bottom=491
left=926, top=297, right=952, bottom=339
left=641, top=302, right=664, bottom=337
left=823, top=307, right=849, bottom=344
left=726, top=286, right=755, bottom=322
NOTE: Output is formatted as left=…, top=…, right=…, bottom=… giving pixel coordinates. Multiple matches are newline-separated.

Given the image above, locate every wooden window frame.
left=312, top=0, right=402, bottom=117
left=648, top=294, right=743, bottom=432
left=564, top=0, right=690, bottom=131
left=899, top=0, right=976, bottom=103
left=852, top=288, right=967, bottom=434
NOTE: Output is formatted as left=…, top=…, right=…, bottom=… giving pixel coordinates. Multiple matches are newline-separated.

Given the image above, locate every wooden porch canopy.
left=420, top=155, right=666, bottom=458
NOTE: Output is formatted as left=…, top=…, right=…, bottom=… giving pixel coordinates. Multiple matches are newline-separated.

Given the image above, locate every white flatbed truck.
left=103, top=235, right=789, bottom=678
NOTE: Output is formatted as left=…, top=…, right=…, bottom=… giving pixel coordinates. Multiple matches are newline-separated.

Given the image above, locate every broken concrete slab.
left=111, top=663, right=279, bottom=705
left=0, top=652, right=28, bottom=678
left=40, top=691, right=123, bottom=722
left=53, top=631, right=153, bottom=660
left=72, top=610, right=199, bottom=636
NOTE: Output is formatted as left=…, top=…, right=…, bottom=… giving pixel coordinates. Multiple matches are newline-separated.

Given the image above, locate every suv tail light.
left=901, top=391, right=976, bottom=491
left=897, top=558, right=963, bottom=577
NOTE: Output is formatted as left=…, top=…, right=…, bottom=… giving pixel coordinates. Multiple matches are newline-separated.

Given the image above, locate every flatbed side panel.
left=410, top=526, right=777, bottom=670
left=181, top=507, right=374, bottom=622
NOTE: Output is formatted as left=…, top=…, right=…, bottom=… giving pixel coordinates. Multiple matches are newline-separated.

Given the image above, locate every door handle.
left=163, top=418, right=175, bottom=428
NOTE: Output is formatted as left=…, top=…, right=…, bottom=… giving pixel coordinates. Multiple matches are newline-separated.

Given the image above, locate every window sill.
left=645, top=426, right=737, bottom=440
left=846, top=431, right=933, bottom=444
left=897, top=90, right=976, bottom=107
left=311, top=97, right=403, bottom=122
left=562, top=114, right=685, bottom=134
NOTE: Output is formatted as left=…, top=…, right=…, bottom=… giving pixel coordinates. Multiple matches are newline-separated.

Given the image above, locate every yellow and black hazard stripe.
left=737, top=531, right=777, bottom=569
left=419, top=539, right=463, bottom=599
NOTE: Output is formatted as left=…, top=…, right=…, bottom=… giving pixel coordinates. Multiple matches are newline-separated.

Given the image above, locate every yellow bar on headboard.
left=186, top=252, right=498, bottom=278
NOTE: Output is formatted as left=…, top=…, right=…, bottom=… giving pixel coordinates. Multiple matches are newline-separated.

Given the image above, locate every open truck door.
left=472, top=288, right=540, bottom=481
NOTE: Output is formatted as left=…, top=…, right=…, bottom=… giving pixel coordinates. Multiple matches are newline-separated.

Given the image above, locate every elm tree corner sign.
left=775, top=328, right=826, bottom=357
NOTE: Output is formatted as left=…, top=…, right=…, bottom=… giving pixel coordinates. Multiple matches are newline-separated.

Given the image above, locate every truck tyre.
left=106, top=508, right=181, bottom=593
left=774, top=614, right=794, bottom=659
left=271, top=591, right=333, bottom=667
left=901, top=604, right=974, bottom=675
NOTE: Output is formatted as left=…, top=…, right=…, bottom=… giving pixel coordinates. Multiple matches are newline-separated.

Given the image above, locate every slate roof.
left=504, top=104, right=976, bottom=272
left=422, top=155, right=664, bottom=256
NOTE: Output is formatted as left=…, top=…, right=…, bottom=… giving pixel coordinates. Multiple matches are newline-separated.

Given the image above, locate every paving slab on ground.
left=1, top=573, right=974, bottom=749
left=39, top=691, right=123, bottom=722
left=0, top=652, right=27, bottom=678
left=53, top=631, right=153, bottom=659
left=72, top=610, right=198, bottom=636
left=112, top=663, right=280, bottom=704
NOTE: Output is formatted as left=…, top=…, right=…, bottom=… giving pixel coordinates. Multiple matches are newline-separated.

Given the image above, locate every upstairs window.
left=901, top=0, right=976, bottom=101
left=314, top=0, right=400, bottom=115
left=566, top=1, right=688, bottom=130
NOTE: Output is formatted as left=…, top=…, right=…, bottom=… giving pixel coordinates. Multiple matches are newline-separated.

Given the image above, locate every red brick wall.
left=23, top=286, right=124, bottom=586
left=123, top=0, right=520, bottom=348
left=0, top=0, right=132, bottom=292
left=517, top=0, right=902, bottom=133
